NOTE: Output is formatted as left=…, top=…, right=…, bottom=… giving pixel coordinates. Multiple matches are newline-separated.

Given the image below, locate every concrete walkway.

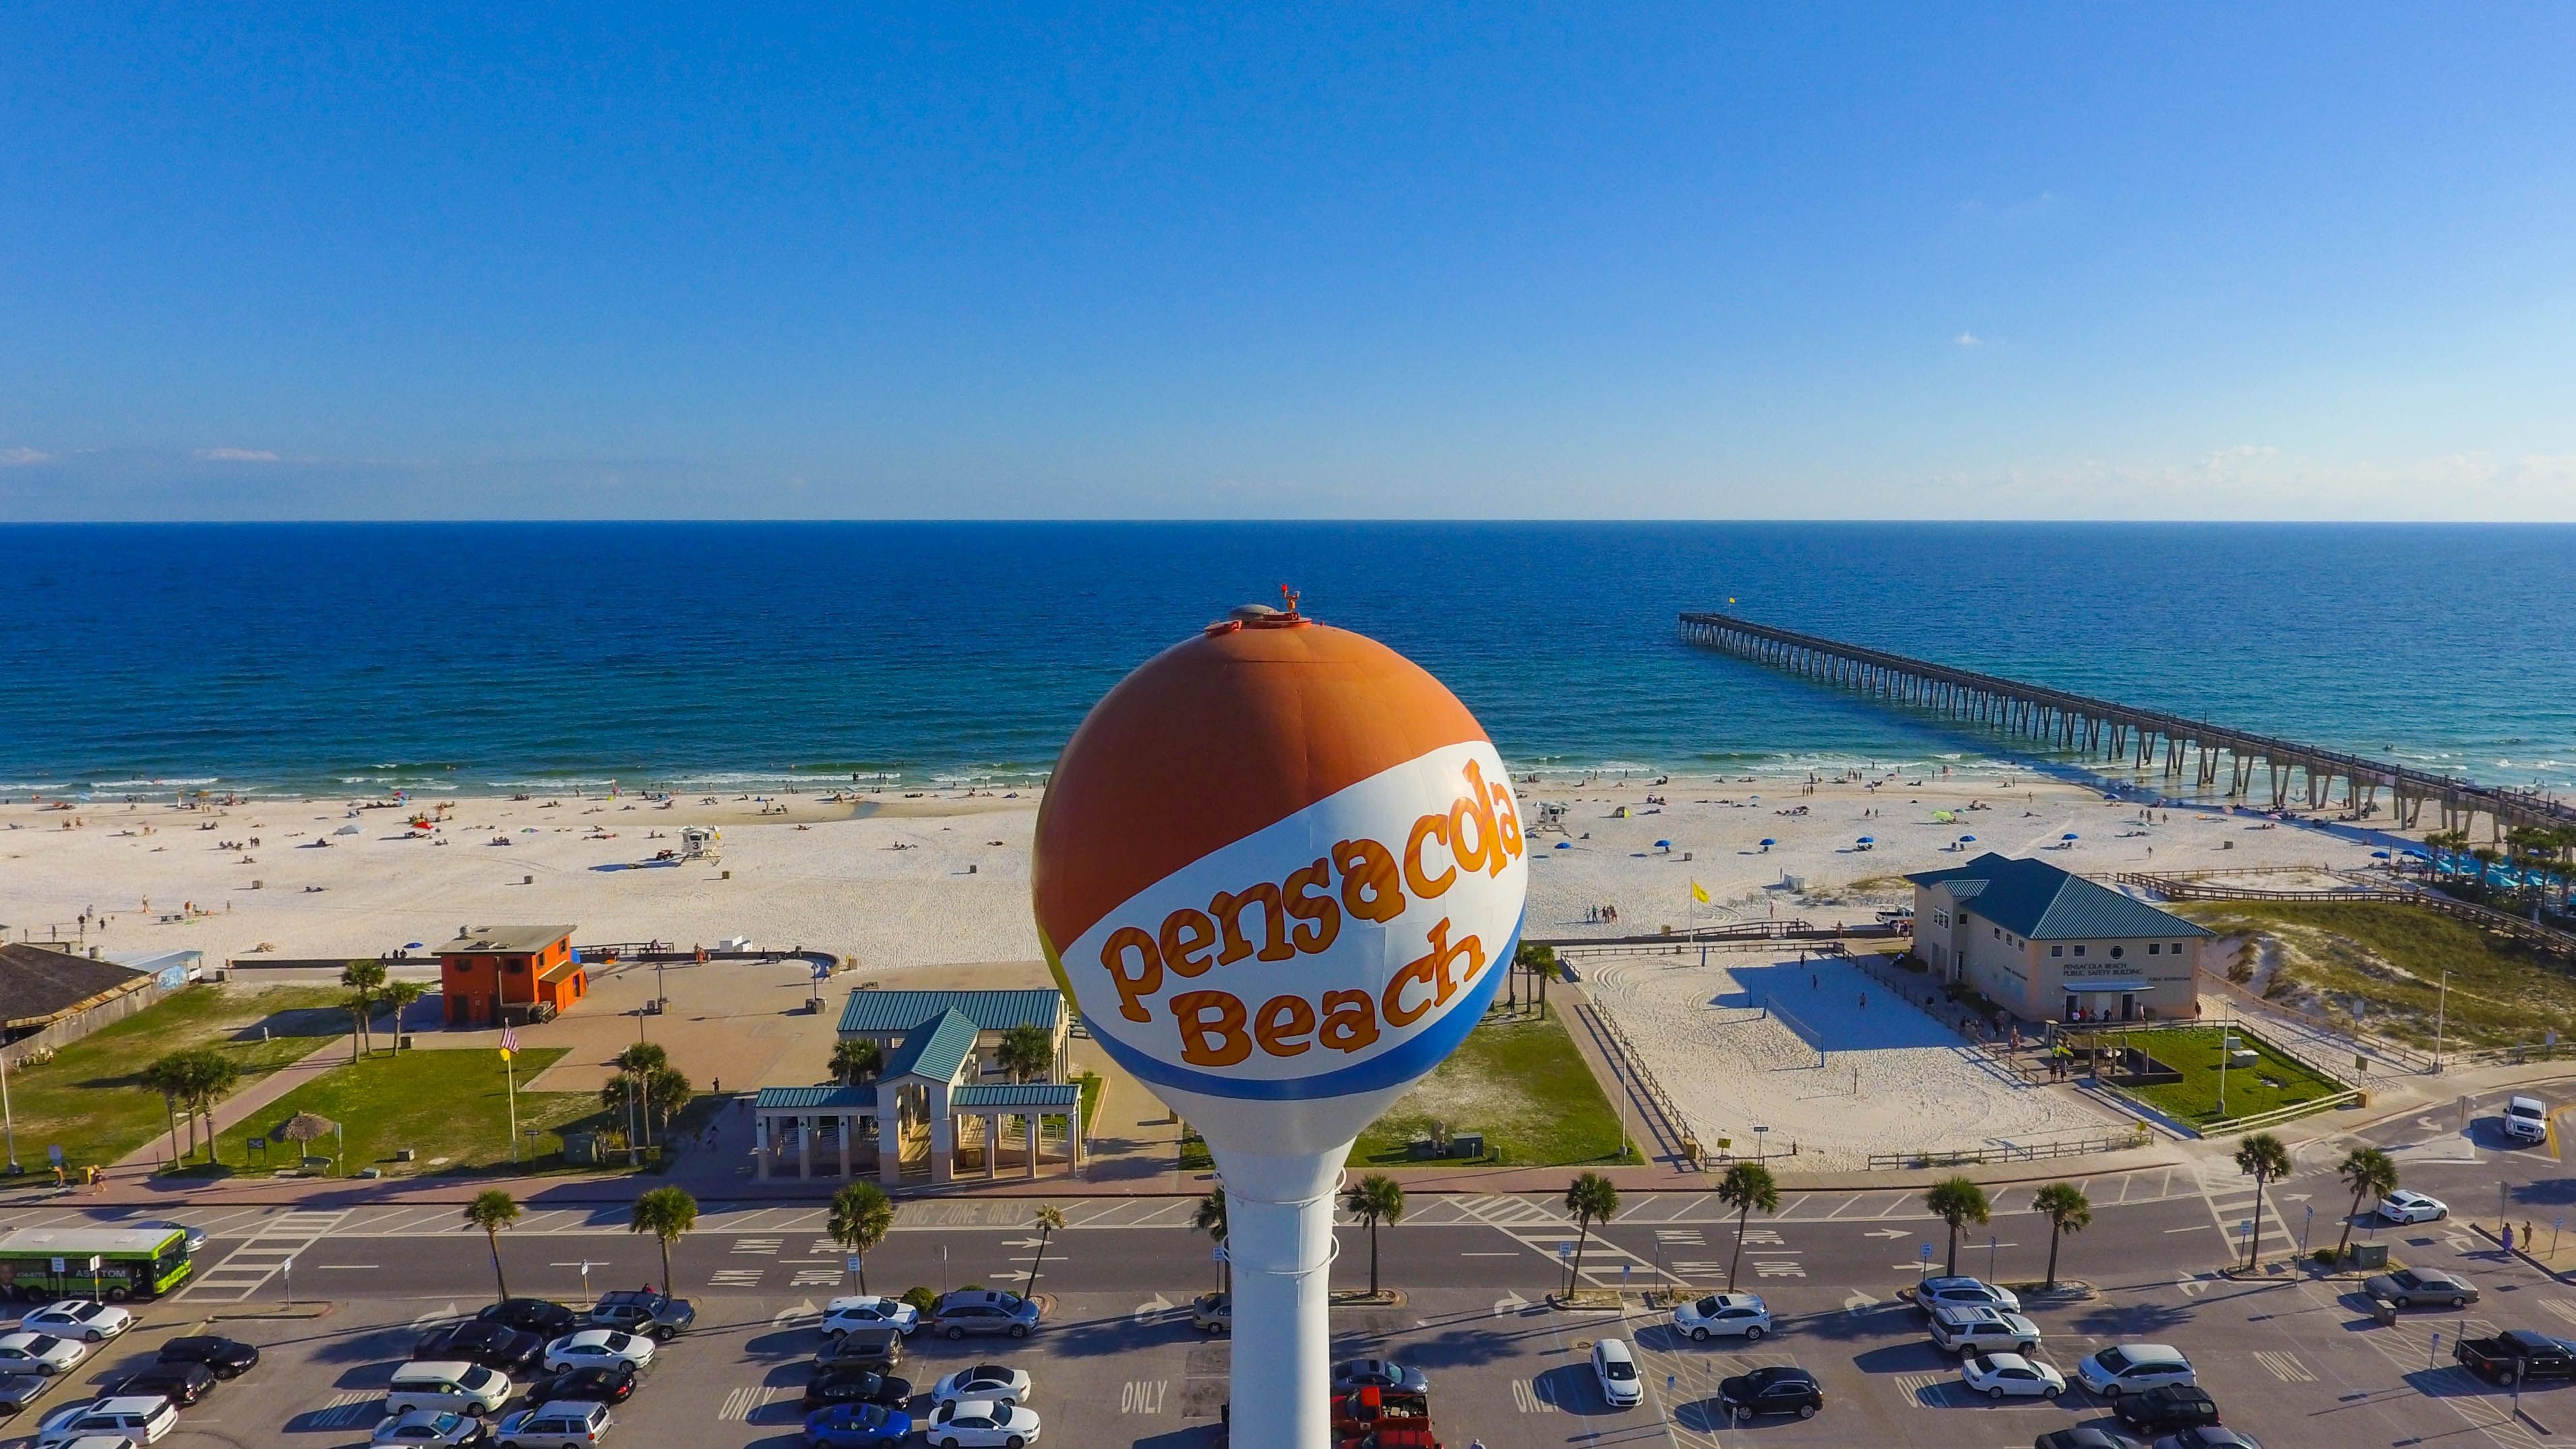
left=107, top=1000, right=417, bottom=1175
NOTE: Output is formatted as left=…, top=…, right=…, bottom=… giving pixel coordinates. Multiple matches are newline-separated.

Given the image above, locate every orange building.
left=437, top=924, right=584, bottom=1028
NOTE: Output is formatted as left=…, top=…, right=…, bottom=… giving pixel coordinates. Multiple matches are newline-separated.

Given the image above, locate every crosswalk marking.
left=181, top=1207, right=350, bottom=1303
left=711, top=1268, right=765, bottom=1288
left=732, top=1237, right=783, bottom=1254
left=809, top=1239, right=842, bottom=1254
left=2254, top=1351, right=2316, bottom=1382
left=791, top=1269, right=840, bottom=1286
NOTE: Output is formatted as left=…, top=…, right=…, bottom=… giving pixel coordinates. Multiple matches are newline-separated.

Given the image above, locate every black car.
left=525, top=1364, right=638, bottom=1407
left=2155, top=1431, right=2259, bottom=1449
left=803, top=1367, right=913, bottom=1411
left=585, top=1290, right=696, bottom=1340
left=1330, top=1359, right=1430, bottom=1396
left=813, top=1326, right=904, bottom=1373
left=477, top=1299, right=578, bottom=1338
left=157, top=1336, right=260, bottom=1378
left=1717, top=1365, right=1823, bottom=1421
left=2116, top=1384, right=2221, bottom=1433
left=413, top=1320, right=546, bottom=1374
left=2035, top=1430, right=2141, bottom=1449
left=95, top=1362, right=218, bottom=1407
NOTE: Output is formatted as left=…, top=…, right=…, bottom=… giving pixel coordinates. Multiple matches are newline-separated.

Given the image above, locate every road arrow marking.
left=1864, top=1229, right=1911, bottom=1239
left=772, top=1298, right=818, bottom=1328
left=1843, top=1291, right=1880, bottom=1316
left=1132, top=1293, right=1173, bottom=1322
left=2176, top=1272, right=2208, bottom=1298
left=1494, top=1290, right=1531, bottom=1318
left=1002, top=1237, right=1044, bottom=1248
left=410, top=1302, right=460, bottom=1331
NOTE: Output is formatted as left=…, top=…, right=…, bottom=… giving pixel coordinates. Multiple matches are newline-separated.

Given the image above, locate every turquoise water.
left=1, top=522, right=2568, bottom=797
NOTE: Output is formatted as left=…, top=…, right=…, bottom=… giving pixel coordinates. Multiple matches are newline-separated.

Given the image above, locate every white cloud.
left=1955, top=332, right=1982, bottom=348
left=193, top=448, right=280, bottom=462
left=0, top=447, right=56, bottom=466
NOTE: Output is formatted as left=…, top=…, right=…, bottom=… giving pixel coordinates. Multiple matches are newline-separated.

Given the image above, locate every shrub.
left=900, top=1287, right=936, bottom=1314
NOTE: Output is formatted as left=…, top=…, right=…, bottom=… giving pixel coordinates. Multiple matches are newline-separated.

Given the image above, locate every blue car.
left=803, top=1401, right=911, bottom=1448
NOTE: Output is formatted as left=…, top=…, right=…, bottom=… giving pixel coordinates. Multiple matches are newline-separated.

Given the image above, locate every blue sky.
left=5, top=4, right=2573, bottom=520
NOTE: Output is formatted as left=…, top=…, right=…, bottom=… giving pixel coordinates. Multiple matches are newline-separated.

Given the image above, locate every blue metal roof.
left=881, top=1009, right=982, bottom=1083
left=952, top=1084, right=1080, bottom=1109
left=753, top=1085, right=877, bottom=1111
left=1906, top=853, right=2212, bottom=942
left=836, top=988, right=1064, bottom=1036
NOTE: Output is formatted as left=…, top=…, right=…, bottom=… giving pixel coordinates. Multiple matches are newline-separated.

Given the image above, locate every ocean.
left=1, top=522, right=2569, bottom=799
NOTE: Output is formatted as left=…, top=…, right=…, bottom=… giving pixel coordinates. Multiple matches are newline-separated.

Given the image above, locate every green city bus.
left=0, top=1227, right=193, bottom=1301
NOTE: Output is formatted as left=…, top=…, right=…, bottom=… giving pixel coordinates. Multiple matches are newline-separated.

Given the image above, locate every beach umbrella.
left=1655, top=838, right=1671, bottom=851
left=276, top=1111, right=337, bottom=1145
left=2371, top=850, right=2391, bottom=859
left=2062, top=832, right=2079, bottom=840
left=2401, top=849, right=2429, bottom=859
left=1857, top=836, right=1874, bottom=844
left=1959, top=834, right=1975, bottom=842
left=404, top=941, right=424, bottom=950
left=1758, top=838, right=1775, bottom=849
left=1554, top=841, right=1572, bottom=850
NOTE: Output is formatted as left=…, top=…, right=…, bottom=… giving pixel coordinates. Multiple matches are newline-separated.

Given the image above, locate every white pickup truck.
left=2504, top=1095, right=2550, bottom=1143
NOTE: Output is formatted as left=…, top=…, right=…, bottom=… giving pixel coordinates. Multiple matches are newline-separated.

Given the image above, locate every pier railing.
left=1680, top=609, right=2576, bottom=842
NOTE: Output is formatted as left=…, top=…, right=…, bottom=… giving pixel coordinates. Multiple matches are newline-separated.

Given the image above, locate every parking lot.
left=8, top=1247, right=2571, bottom=1449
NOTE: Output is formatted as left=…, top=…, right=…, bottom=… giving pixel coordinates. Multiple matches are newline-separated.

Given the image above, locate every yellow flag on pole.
left=1690, top=881, right=1710, bottom=904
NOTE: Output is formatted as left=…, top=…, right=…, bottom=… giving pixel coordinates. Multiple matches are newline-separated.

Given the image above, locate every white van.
left=386, top=1361, right=513, bottom=1416
left=2075, top=1343, right=2194, bottom=1397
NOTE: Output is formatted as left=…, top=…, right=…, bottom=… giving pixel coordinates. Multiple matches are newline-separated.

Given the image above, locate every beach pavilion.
left=751, top=988, right=1082, bottom=1186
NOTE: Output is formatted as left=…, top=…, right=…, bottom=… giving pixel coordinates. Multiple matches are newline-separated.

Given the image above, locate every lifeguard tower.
left=679, top=826, right=721, bottom=862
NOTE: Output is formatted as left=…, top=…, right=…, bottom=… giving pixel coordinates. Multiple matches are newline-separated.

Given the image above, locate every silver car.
left=926, top=1290, right=1041, bottom=1340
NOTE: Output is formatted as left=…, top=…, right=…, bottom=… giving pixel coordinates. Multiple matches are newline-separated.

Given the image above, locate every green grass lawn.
left=213, top=1046, right=607, bottom=1175
left=2095, top=1025, right=2350, bottom=1128
left=1349, top=1008, right=1637, bottom=1167
left=5, top=983, right=352, bottom=1171
left=2176, top=898, right=2576, bottom=1049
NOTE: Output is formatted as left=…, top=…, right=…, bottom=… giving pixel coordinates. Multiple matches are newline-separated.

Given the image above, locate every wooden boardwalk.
left=1680, top=609, right=2575, bottom=843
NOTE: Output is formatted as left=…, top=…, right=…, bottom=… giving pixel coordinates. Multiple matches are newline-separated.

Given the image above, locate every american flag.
left=499, top=1022, right=520, bottom=1058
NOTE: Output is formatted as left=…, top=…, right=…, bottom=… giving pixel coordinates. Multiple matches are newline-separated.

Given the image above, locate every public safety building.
left=1905, top=853, right=2211, bottom=1023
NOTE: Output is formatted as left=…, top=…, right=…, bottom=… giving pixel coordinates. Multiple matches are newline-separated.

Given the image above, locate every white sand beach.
left=0, top=772, right=2385, bottom=975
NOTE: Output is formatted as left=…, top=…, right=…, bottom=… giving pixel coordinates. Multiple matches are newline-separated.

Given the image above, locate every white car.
left=2505, top=1096, right=2550, bottom=1142
left=35, top=1396, right=177, bottom=1447
left=0, top=1333, right=88, bottom=1376
left=20, top=1303, right=133, bottom=1344
left=542, top=1328, right=655, bottom=1373
left=933, top=1363, right=1033, bottom=1407
left=924, top=1397, right=1041, bottom=1448
left=1961, top=1352, right=2064, bottom=1400
left=2076, top=1343, right=2195, bottom=1398
left=1591, top=1337, right=1643, bottom=1408
left=1670, top=1292, right=1772, bottom=1342
left=2377, top=1189, right=2448, bottom=1223
left=1913, top=1276, right=2022, bottom=1315
left=822, top=1296, right=920, bottom=1338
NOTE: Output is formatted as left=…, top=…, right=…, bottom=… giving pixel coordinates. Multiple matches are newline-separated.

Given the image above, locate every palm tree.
left=614, top=1043, right=669, bottom=1148
left=1344, top=1175, right=1405, bottom=1297
left=1563, top=1172, right=1620, bottom=1295
left=1519, top=943, right=1563, bottom=1018
left=1025, top=1204, right=1067, bottom=1297
left=381, top=980, right=427, bottom=1047
left=997, top=1024, right=1053, bottom=1083
left=828, top=1182, right=894, bottom=1293
left=2033, top=1183, right=2091, bottom=1289
left=2332, top=1147, right=2398, bottom=1260
left=1715, top=1162, right=1781, bottom=1291
left=464, top=1190, right=520, bottom=1302
left=630, top=1186, right=698, bottom=1292
left=1191, top=1188, right=1230, bottom=1294
left=180, top=1050, right=239, bottom=1163
left=830, top=1038, right=885, bottom=1086
left=2234, top=1132, right=2292, bottom=1270
left=644, top=1066, right=693, bottom=1133
left=1925, top=1177, right=1990, bottom=1277
left=140, top=1053, right=192, bottom=1166
left=340, top=960, right=388, bottom=1057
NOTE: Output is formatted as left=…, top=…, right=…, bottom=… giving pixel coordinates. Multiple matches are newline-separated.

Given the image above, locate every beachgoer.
left=2503, top=1225, right=2515, bottom=1253
left=1858, top=993, right=1866, bottom=1011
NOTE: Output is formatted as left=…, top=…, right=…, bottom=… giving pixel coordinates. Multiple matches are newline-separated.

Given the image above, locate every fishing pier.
left=1678, top=610, right=2574, bottom=842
